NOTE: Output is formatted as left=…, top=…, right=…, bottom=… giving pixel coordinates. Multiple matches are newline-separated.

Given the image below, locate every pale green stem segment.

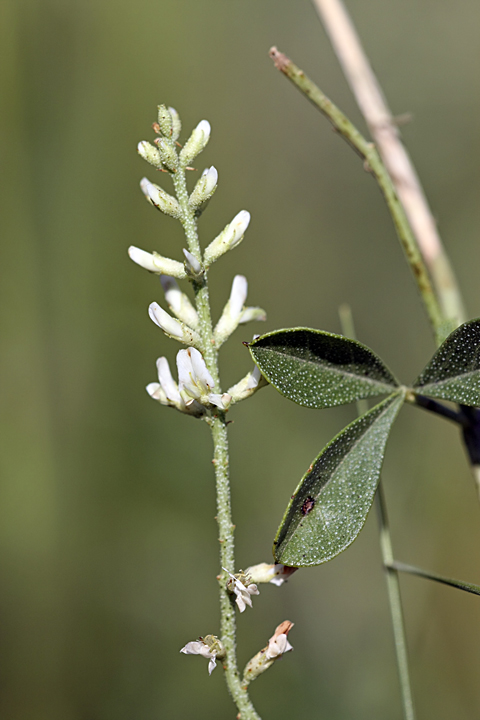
left=270, top=47, right=447, bottom=346
left=375, top=485, right=416, bottom=720
left=172, top=159, right=261, bottom=720
left=339, top=305, right=416, bottom=720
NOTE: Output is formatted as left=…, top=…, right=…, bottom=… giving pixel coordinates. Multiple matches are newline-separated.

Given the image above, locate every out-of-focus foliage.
left=1, top=1, right=480, bottom=718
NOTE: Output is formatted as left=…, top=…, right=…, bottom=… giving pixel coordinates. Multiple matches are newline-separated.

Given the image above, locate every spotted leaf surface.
left=413, top=319, right=480, bottom=406
left=249, top=328, right=399, bottom=409
left=273, top=391, right=405, bottom=567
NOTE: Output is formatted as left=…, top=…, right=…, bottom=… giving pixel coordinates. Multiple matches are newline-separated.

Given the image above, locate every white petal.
left=203, top=166, right=218, bottom=194
left=207, top=656, right=217, bottom=675
left=146, top=382, right=167, bottom=403
left=156, top=357, right=181, bottom=405
left=148, top=302, right=183, bottom=339
left=247, top=366, right=262, bottom=389
left=140, top=177, right=154, bottom=198
left=183, top=248, right=202, bottom=275
left=196, top=119, right=211, bottom=142
left=189, top=347, right=215, bottom=393
left=229, top=210, right=250, bottom=247
left=128, top=246, right=159, bottom=273
left=229, top=275, right=248, bottom=318
left=176, top=349, right=197, bottom=396
left=208, top=392, right=232, bottom=410
left=235, top=594, right=247, bottom=613
left=159, top=276, right=182, bottom=313
left=266, top=634, right=293, bottom=659
left=180, top=641, right=211, bottom=659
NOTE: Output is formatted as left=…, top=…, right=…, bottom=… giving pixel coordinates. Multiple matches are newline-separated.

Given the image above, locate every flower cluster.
left=132, top=106, right=296, bottom=698
left=146, top=349, right=227, bottom=417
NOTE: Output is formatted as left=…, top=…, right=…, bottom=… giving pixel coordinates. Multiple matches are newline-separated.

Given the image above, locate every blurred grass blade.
left=249, top=328, right=399, bottom=409
left=273, top=390, right=405, bottom=566
left=391, top=561, right=480, bottom=597
left=413, top=319, right=480, bottom=406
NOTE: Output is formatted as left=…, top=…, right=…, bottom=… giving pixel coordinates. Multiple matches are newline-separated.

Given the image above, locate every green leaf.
left=249, top=328, right=399, bottom=409
left=413, top=318, right=480, bottom=406
left=273, top=391, right=405, bottom=567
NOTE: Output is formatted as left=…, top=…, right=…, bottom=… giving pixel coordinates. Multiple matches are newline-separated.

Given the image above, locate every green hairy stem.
left=173, top=160, right=261, bottom=719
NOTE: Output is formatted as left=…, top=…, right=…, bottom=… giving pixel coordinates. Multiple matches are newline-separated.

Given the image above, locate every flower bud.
left=204, top=210, right=250, bottom=267
left=160, top=275, right=199, bottom=329
left=239, top=307, right=267, bottom=324
left=137, top=141, right=162, bottom=167
left=244, top=562, right=297, bottom=586
left=227, top=366, right=268, bottom=404
left=179, top=120, right=211, bottom=165
left=140, top=178, right=181, bottom=219
left=243, top=621, right=294, bottom=685
left=128, top=246, right=186, bottom=279
left=157, top=104, right=173, bottom=137
left=148, top=302, right=201, bottom=346
left=189, top=166, right=218, bottom=213
left=183, top=249, right=203, bottom=278
left=154, top=136, right=177, bottom=172
left=169, top=106, right=181, bottom=141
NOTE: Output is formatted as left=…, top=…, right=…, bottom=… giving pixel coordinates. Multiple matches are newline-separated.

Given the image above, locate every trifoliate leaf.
left=413, top=319, right=480, bottom=406
left=249, top=328, right=399, bottom=409
left=273, top=391, right=405, bottom=567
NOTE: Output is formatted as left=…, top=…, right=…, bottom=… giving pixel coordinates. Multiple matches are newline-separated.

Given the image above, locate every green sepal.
left=249, top=328, right=399, bottom=409
left=273, top=390, right=405, bottom=567
left=413, top=319, right=480, bottom=406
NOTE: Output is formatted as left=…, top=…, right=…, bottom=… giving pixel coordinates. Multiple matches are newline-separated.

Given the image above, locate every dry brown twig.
left=311, top=0, right=465, bottom=329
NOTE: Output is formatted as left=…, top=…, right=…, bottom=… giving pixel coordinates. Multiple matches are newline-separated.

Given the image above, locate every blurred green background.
left=2, top=0, right=480, bottom=718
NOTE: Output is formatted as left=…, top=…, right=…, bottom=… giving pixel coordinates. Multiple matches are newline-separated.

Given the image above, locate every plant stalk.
left=375, top=484, right=416, bottom=720
left=311, top=0, right=466, bottom=333
left=339, top=305, right=415, bottom=720
left=173, top=162, right=261, bottom=720
left=270, top=47, right=446, bottom=346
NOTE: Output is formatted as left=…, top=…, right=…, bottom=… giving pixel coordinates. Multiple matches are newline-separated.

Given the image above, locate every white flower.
left=244, top=562, right=297, bottom=586
left=128, top=246, right=186, bottom=279
left=189, top=166, right=218, bottom=211
left=177, top=348, right=231, bottom=411
left=243, top=620, right=294, bottom=684
left=140, top=177, right=181, bottom=218
left=146, top=356, right=205, bottom=417
left=168, top=106, right=181, bottom=141
left=227, top=365, right=269, bottom=404
left=148, top=302, right=201, bottom=346
left=146, top=350, right=231, bottom=414
left=204, top=210, right=251, bottom=266
left=265, top=621, right=294, bottom=660
left=224, top=568, right=260, bottom=613
left=180, top=635, right=225, bottom=675
left=160, top=276, right=199, bottom=329
left=179, top=119, right=211, bottom=165
left=137, top=141, right=162, bottom=167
